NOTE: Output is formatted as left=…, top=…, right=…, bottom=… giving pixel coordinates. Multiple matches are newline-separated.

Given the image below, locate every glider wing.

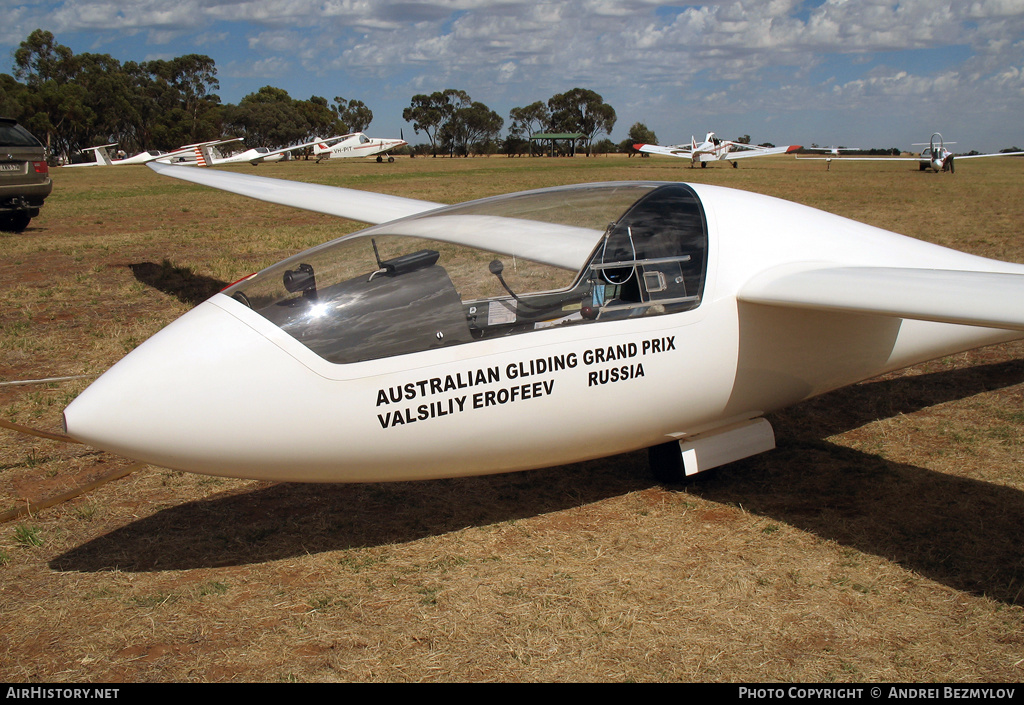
left=739, top=266, right=1024, bottom=331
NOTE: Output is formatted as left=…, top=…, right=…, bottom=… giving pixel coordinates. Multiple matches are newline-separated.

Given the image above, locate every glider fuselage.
left=62, top=182, right=1024, bottom=482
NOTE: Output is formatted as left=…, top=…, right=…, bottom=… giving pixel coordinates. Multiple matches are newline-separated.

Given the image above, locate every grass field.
left=1, top=153, right=1023, bottom=682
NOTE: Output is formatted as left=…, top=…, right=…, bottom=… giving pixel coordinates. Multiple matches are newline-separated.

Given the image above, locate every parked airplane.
left=635, top=132, right=801, bottom=167
left=61, top=144, right=166, bottom=167
left=797, top=133, right=1024, bottom=172
left=796, top=145, right=865, bottom=170
left=152, top=138, right=243, bottom=165
left=313, top=132, right=408, bottom=163
left=806, top=146, right=861, bottom=156
left=62, top=140, right=238, bottom=167
left=193, top=136, right=344, bottom=166
left=61, top=163, right=1024, bottom=485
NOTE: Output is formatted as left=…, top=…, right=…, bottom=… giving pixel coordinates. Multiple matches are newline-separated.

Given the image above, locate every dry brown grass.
left=1, top=154, right=1023, bottom=682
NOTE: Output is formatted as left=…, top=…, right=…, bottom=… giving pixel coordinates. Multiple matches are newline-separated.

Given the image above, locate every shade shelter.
left=530, top=132, right=585, bottom=156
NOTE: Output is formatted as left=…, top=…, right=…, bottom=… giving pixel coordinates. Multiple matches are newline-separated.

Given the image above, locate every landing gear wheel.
left=377, top=155, right=383, bottom=163
left=648, top=441, right=685, bottom=484
left=388, top=156, right=395, bottom=163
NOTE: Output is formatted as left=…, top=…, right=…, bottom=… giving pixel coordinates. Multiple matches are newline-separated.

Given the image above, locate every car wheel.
left=2, top=212, right=33, bottom=232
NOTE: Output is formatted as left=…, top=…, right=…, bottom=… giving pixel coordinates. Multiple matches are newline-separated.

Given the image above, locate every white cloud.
left=221, top=56, right=291, bottom=79
left=4, top=1, right=1024, bottom=149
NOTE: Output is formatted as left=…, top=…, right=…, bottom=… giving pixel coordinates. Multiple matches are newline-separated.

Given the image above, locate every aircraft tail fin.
left=194, top=145, right=215, bottom=167
left=94, top=147, right=113, bottom=166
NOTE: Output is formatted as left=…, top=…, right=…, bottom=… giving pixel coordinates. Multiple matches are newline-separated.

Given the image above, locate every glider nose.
left=62, top=297, right=324, bottom=478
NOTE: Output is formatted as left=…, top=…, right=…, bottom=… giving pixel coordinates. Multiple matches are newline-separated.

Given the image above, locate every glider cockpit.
left=224, top=182, right=708, bottom=365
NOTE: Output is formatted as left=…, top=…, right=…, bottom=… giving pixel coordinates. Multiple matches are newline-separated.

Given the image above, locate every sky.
left=3, top=0, right=1024, bottom=152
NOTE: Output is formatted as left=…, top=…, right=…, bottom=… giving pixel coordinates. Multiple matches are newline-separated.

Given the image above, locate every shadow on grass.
left=52, top=359, right=1024, bottom=603
left=49, top=452, right=653, bottom=573
left=696, top=358, right=1024, bottom=605
left=129, top=260, right=228, bottom=305
left=693, top=443, right=1024, bottom=605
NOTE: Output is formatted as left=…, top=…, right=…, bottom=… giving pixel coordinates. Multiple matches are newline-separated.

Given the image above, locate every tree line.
left=1, top=29, right=643, bottom=162
left=0, top=30, right=370, bottom=162
left=403, top=87, right=624, bottom=157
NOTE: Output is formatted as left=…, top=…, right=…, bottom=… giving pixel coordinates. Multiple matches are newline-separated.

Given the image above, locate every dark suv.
left=1, top=117, right=52, bottom=232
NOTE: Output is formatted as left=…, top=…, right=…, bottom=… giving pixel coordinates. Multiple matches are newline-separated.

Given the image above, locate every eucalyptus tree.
left=440, top=100, right=503, bottom=156
left=403, top=89, right=470, bottom=156
left=628, top=122, right=657, bottom=146
left=508, top=101, right=550, bottom=137
left=508, top=101, right=550, bottom=155
left=297, top=95, right=342, bottom=142
left=11, top=29, right=89, bottom=158
left=622, top=122, right=658, bottom=155
left=223, top=86, right=309, bottom=149
left=141, top=54, right=222, bottom=147
left=547, top=88, right=616, bottom=156
left=10, top=30, right=223, bottom=158
left=333, top=97, right=373, bottom=133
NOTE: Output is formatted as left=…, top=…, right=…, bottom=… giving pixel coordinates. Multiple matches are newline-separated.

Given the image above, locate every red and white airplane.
left=313, top=132, right=408, bottom=163
left=797, top=133, right=1024, bottom=172
left=635, top=132, right=801, bottom=167
left=61, top=162, right=1024, bottom=485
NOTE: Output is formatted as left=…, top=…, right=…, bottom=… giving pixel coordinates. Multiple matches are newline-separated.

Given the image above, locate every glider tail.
left=194, top=145, right=214, bottom=168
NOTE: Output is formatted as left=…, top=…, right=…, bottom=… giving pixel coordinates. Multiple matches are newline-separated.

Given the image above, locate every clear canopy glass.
left=224, top=182, right=709, bottom=364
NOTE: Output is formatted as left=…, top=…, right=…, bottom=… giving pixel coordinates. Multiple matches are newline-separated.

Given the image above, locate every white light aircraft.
left=797, top=133, right=1024, bottom=172
left=193, top=136, right=343, bottom=166
left=635, top=132, right=801, bottom=167
left=313, top=132, right=408, bottom=163
left=62, top=163, right=1024, bottom=485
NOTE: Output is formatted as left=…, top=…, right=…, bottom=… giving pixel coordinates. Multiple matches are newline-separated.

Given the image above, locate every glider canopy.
left=225, top=182, right=710, bottom=364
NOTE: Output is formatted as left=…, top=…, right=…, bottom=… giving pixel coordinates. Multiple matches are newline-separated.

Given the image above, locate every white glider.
left=797, top=133, right=1024, bottom=172
left=62, top=163, right=1024, bottom=484
left=61, top=144, right=166, bottom=167
left=190, top=136, right=347, bottom=166
left=62, top=140, right=238, bottom=167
